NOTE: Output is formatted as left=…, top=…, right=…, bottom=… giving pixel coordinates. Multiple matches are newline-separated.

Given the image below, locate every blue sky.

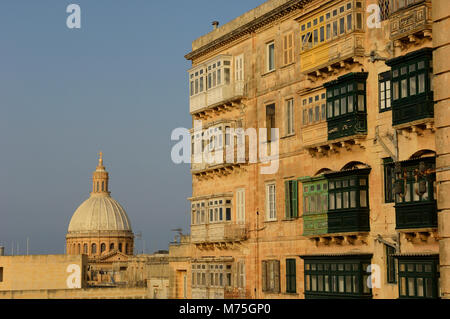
left=0, top=0, right=263, bottom=255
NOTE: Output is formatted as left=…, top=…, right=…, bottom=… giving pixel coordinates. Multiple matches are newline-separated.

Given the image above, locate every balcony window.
left=393, top=157, right=437, bottom=229
left=325, top=168, right=371, bottom=234
left=383, top=158, right=396, bottom=203
left=189, top=68, right=205, bottom=97
left=324, top=72, right=368, bottom=140
left=391, top=0, right=425, bottom=13
left=207, top=60, right=231, bottom=90
left=387, top=48, right=433, bottom=126
left=398, top=256, right=440, bottom=299
left=301, top=176, right=328, bottom=236
left=300, top=1, right=361, bottom=53
left=302, top=92, right=326, bottom=126
left=301, top=255, right=373, bottom=299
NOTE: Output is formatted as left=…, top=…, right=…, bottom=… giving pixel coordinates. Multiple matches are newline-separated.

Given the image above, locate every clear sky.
left=0, top=0, right=264, bottom=255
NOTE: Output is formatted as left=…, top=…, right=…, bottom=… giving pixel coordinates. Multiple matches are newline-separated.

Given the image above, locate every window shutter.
left=275, top=260, right=281, bottom=293
left=262, top=261, right=267, bottom=292
left=288, top=33, right=293, bottom=64
left=293, top=181, right=298, bottom=218
left=285, top=181, right=291, bottom=218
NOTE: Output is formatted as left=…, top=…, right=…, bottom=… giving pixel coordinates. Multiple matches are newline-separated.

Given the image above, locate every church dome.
left=67, top=152, right=133, bottom=235
left=68, top=194, right=132, bottom=233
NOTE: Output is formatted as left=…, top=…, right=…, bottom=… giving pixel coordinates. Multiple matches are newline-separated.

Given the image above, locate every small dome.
left=68, top=194, right=132, bottom=233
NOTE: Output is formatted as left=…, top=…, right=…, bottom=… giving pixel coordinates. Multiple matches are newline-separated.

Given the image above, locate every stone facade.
left=183, top=0, right=448, bottom=299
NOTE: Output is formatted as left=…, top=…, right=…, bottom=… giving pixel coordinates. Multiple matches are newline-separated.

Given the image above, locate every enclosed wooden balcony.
left=296, top=0, right=366, bottom=78
left=189, top=55, right=246, bottom=116
left=390, top=0, right=432, bottom=44
left=191, top=223, right=248, bottom=246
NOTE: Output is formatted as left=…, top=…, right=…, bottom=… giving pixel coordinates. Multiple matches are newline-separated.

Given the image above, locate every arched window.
left=101, top=243, right=106, bottom=253
left=92, top=243, right=97, bottom=254
left=97, top=182, right=99, bottom=191
left=83, top=244, right=88, bottom=254
left=119, top=243, right=123, bottom=252
left=110, top=243, right=114, bottom=251
left=102, top=181, right=104, bottom=191
left=77, top=244, right=81, bottom=254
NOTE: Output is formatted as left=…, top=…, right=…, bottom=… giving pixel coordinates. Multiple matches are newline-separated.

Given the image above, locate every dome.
left=68, top=194, right=132, bottom=233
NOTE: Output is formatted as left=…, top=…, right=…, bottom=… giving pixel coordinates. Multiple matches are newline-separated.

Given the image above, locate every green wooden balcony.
left=395, top=201, right=437, bottom=230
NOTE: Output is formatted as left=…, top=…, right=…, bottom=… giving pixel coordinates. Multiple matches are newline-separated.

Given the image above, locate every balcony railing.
left=328, top=113, right=367, bottom=141
left=191, top=223, right=248, bottom=244
left=327, top=209, right=370, bottom=234
left=303, top=213, right=328, bottom=236
left=190, top=81, right=245, bottom=114
left=395, top=201, right=437, bottom=230
left=191, top=142, right=249, bottom=174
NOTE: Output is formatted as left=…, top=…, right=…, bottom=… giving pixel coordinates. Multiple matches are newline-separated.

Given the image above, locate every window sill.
left=281, top=62, right=295, bottom=69
left=264, top=219, right=278, bottom=224
left=261, top=69, right=276, bottom=77
left=282, top=292, right=299, bottom=296
left=281, top=133, right=296, bottom=140
left=282, top=217, right=299, bottom=222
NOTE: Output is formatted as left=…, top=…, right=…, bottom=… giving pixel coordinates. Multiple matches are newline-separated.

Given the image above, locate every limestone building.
left=182, top=0, right=450, bottom=299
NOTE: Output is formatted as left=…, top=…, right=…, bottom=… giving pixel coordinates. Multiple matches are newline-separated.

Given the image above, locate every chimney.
left=212, top=21, right=219, bottom=30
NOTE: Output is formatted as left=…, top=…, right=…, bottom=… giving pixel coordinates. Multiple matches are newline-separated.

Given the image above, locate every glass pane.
left=408, top=278, right=415, bottom=297
left=350, top=191, right=357, bottom=208
left=418, top=73, right=425, bottom=93
left=339, top=276, right=344, bottom=292
left=425, top=278, right=433, bottom=297
left=306, top=275, right=310, bottom=291
left=329, top=193, right=335, bottom=210
left=312, top=275, right=317, bottom=291
left=417, top=278, right=424, bottom=297
left=360, top=190, right=367, bottom=207
left=343, top=192, right=349, bottom=208
left=401, top=79, right=408, bottom=98
left=336, top=192, right=342, bottom=209
left=325, top=275, right=330, bottom=292
left=348, top=95, right=354, bottom=112
left=346, top=276, right=352, bottom=293
left=318, top=275, right=324, bottom=291
left=341, top=97, right=347, bottom=114
left=334, top=99, right=340, bottom=116
left=401, top=277, right=406, bottom=296
left=410, top=76, right=416, bottom=95
left=393, top=81, right=399, bottom=100
left=358, top=95, right=365, bottom=111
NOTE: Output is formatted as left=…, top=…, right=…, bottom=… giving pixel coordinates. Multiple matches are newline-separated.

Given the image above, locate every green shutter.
left=292, top=181, right=298, bottom=218
left=285, top=181, right=291, bottom=218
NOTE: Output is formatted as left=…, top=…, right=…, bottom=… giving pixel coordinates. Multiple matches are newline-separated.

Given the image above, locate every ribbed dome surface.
left=68, top=194, right=132, bottom=233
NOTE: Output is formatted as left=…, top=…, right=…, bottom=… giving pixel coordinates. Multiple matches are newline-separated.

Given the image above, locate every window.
left=379, top=71, right=392, bottom=111
left=285, top=180, right=298, bottom=219
left=398, top=256, right=440, bottom=299
left=0, top=267, right=3, bottom=282
left=206, top=59, right=231, bottom=90
left=125, top=243, right=129, bottom=254
left=235, top=54, right=244, bottom=82
left=267, top=42, right=275, bottom=72
left=386, top=245, right=397, bottom=284
left=83, top=244, right=88, bottom=254
left=324, top=72, right=368, bottom=140
left=236, top=188, right=245, bottom=223
left=266, top=104, right=276, bottom=142
left=266, top=183, right=276, bottom=221
left=91, top=243, right=97, bottom=254
left=110, top=243, right=114, bottom=251
left=384, top=159, right=396, bottom=203
left=238, top=261, right=246, bottom=288
left=262, top=260, right=280, bottom=293
left=325, top=169, right=371, bottom=233
left=302, top=92, right=326, bottom=126
left=285, top=98, right=294, bottom=135
left=302, top=256, right=373, bottom=299
left=283, top=33, right=294, bottom=65
left=394, top=159, right=436, bottom=205
left=391, top=0, right=423, bottom=13
left=302, top=179, right=328, bottom=215
left=379, top=0, right=390, bottom=21
left=119, top=243, right=123, bottom=252
left=286, top=259, right=297, bottom=293
left=100, top=243, right=106, bottom=253
left=189, top=68, right=205, bottom=97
